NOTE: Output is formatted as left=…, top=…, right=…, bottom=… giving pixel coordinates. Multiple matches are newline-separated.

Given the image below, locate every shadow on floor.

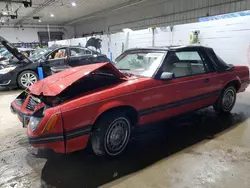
left=34, top=105, right=249, bottom=188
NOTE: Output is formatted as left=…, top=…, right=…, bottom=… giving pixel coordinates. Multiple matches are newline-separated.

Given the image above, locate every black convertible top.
left=122, top=45, right=233, bottom=72
left=125, top=45, right=213, bottom=52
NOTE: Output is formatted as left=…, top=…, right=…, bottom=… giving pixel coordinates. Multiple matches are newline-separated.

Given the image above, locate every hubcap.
left=20, top=73, right=37, bottom=88
left=105, top=118, right=130, bottom=155
left=222, top=89, right=235, bottom=110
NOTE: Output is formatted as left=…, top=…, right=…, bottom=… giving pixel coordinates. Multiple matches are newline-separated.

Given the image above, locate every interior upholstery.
left=163, top=54, right=205, bottom=77
left=169, top=62, right=192, bottom=77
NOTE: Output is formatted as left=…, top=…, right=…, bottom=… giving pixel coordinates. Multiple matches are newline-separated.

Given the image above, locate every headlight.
left=0, top=66, right=16, bottom=74
left=29, top=116, right=42, bottom=132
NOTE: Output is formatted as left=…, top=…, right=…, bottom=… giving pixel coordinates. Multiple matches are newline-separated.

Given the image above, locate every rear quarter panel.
left=221, top=66, right=249, bottom=91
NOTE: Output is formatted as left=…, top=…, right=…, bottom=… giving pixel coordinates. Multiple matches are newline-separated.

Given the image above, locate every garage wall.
left=52, top=14, right=250, bottom=68
left=0, top=26, right=75, bottom=43
left=154, top=16, right=250, bottom=67
left=75, top=0, right=250, bottom=35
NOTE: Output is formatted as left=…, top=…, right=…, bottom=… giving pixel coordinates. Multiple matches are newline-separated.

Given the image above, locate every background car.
left=0, top=48, right=36, bottom=66
left=0, top=37, right=111, bottom=89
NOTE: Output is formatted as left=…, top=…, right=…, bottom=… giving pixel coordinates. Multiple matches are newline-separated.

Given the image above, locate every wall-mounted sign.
left=199, top=10, right=250, bottom=22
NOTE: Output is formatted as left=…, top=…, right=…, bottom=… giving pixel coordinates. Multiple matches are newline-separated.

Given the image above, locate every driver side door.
left=139, top=50, right=218, bottom=124
left=42, top=47, right=69, bottom=76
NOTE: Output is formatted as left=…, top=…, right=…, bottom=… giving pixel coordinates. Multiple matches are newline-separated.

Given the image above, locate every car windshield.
left=114, top=51, right=165, bottom=77
left=0, top=50, right=10, bottom=57
left=30, top=48, right=52, bottom=60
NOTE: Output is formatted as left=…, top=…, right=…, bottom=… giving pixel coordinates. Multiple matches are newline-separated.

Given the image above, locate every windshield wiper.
left=118, top=69, right=131, bottom=71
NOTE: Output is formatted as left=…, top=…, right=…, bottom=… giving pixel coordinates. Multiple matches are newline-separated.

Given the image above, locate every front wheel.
left=91, top=112, right=131, bottom=157
left=17, top=70, right=38, bottom=89
left=213, top=86, right=236, bottom=113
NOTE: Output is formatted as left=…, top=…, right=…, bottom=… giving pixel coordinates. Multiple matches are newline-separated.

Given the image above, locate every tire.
left=17, top=70, right=39, bottom=89
left=91, top=111, right=131, bottom=157
left=213, top=86, right=236, bottom=113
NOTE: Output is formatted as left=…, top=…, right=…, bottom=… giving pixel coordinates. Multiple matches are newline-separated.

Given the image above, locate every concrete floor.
left=0, top=89, right=250, bottom=188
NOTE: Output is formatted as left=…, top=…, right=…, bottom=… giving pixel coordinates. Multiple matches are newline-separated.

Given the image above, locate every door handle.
left=204, top=78, right=210, bottom=83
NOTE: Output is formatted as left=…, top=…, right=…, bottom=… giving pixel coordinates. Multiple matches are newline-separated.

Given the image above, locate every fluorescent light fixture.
left=50, top=13, right=54, bottom=17
left=122, top=28, right=133, bottom=33
left=72, top=2, right=76, bottom=7
left=2, top=11, right=8, bottom=15
left=38, top=19, right=42, bottom=22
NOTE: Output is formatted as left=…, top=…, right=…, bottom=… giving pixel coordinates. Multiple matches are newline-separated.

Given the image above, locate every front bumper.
left=239, top=79, right=250, bottom=92
left=27, top=132, right=65, bottom=153
left=0, top=72, right=17, bottom=87
left=10, top=103, right=31, bottom=127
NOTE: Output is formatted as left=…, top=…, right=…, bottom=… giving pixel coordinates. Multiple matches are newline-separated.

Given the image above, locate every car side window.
left=85, top=50, right=92, bottom=55
left=70, top=48, right=86, bottom=57
left=48, top=48, right=67, bottom=60
left=163, top=51, right=208, bottom=78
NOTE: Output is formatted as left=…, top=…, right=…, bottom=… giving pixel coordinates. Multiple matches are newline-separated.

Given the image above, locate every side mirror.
left=160, top=72, right=174, bottom=80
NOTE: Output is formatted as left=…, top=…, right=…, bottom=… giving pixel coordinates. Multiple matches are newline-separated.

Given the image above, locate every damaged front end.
left=10, top=63, right=126, bottom=153
left=11, top=90, right=45, bottom=127
left=11, top=90, right=65, bottom=153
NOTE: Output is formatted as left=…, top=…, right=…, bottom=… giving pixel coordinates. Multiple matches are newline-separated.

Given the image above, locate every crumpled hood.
left=28, top=62, right=125, bottom=96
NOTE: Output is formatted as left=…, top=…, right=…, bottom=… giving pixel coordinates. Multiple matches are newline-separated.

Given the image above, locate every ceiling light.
left=72, top=2, right=76, bottom=7
left=38, top=19, right=41, bottom=23
left=50, top=13, right=54, bottom=17
left=122, top=28, right=133, bottom=33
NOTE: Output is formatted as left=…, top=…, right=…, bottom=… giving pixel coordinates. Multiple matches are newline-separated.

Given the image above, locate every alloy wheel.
left=20, top=72, right=38, bottom=88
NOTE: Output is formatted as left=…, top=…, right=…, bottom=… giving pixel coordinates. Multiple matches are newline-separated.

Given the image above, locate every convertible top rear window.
left=206, top=48, right=233, bottom=71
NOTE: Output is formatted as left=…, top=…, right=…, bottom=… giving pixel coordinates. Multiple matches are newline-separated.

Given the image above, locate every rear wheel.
left=17, top=70, right=38, bottom=89
left=91, top=111, right=131, bottom=157
left=213, top=86, right=236, bottom=113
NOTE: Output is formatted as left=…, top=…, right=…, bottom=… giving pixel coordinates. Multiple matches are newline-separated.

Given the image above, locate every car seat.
left=170, top=62, right=192, bottom=77
left=163, top=54, right=192, bottom=77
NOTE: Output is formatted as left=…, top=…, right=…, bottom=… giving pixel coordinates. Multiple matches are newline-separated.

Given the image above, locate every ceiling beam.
left=14, top=0, right=53, bottom=26
left=64, top=0, right=146, bottom=25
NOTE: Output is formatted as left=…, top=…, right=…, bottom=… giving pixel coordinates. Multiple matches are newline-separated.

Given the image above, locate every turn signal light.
left=42, top=114, right=59, bottom=133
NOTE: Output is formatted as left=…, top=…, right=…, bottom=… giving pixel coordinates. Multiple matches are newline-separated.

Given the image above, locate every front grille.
left=26, top=96, right=38, bottom=111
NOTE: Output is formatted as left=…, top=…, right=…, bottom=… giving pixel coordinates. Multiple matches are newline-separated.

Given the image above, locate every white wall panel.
left=154, top=27, right=171, bottom=47
left=54, top=15, right=250, bottom=68
left=110, top=33, right=127, bottom=60
left=128, top=29, right=153, bottom=48
left=0, top=26, right=74, bottom=43
left=75, top=0, right=250, bottom=34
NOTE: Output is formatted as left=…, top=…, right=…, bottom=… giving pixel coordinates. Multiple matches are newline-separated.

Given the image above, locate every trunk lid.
left=29, top=62, right=126, bottom=96
left=0, top=36, right=33, bottom=64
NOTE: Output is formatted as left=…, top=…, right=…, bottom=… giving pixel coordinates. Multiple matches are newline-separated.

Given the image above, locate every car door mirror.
left=160, top=72, right=174, bottom=80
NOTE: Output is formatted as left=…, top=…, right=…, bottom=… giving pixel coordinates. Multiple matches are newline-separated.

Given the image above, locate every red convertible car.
left=10, top=46, right=250, bottom=156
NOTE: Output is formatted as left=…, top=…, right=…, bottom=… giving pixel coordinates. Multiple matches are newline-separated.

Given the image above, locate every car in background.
left=10, top=45, right=250, bottom=156
left=0, top=37, right=110, bottom=89
left=0, top=48, right=36, bottom=65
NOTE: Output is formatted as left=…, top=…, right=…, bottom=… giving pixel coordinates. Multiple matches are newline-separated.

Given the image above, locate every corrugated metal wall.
left=75, top=0, right=250, bottom=35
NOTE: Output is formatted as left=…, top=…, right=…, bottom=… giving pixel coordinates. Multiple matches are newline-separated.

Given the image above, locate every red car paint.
left=28, top=62, right=125, bottom=96
left=10, top=47, right=250, bottom=154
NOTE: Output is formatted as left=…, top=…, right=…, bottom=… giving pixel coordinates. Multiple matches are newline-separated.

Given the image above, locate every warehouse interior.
left=0, top=0, right=250, bottom=188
